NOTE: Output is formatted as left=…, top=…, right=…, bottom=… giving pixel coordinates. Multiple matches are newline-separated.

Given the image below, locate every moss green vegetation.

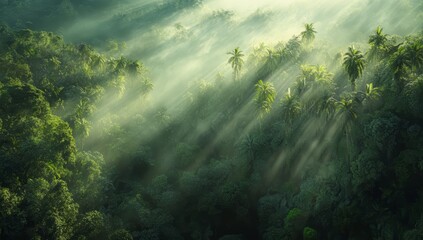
left=1, top=1, right=423, bottom=239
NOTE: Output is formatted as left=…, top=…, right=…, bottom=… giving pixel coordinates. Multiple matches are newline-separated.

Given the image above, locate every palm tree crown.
left=368, top=26, right=388, bottom=61
left=254, top=80, right=276, bottom=116
left=343, top=46, right=365, bottom=91
left=281, top=88, right=301, bottom=123
left=300, top=23, right=317, bottom=44
left=264, top=49, right=279, bottom=73
left=227, top=47, right=244, bottom=80
left=369, top=26, right=387, bottom=48
left=404, top=40, right=423, bottom=71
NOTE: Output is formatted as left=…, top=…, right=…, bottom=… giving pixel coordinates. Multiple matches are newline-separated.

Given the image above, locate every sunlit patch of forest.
left=1, top=0, right=423, bottom=239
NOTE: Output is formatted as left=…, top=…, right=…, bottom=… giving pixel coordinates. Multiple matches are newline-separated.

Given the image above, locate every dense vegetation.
left=1, top=1, right=423, bottom=240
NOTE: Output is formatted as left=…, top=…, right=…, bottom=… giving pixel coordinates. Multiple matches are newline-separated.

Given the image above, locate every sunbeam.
left=1, top=0, right=422, bottom=239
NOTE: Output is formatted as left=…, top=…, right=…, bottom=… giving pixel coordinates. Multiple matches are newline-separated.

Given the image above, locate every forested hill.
left=0, top=25, right=152, bottom=239
left=1, top=1, right=423, bottom=240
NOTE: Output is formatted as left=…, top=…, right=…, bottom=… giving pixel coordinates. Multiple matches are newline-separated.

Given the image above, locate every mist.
left=51, top=0, right=421, bottom=107
left=1, top=0, right=423, bottom=239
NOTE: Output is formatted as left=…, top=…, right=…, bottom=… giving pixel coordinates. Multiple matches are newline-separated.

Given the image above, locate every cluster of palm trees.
left=226, top=23, right=318, bottom=82
left=224, top=24, right=422, bottom=125
left=343, top=26, right=422, bottom=93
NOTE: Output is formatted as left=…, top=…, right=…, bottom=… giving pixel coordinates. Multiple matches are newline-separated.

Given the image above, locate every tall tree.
left=357, top=82, right=381, bottom=104
left=280, top=36, right=303, bottom=63
left=369, top=26, right=387, bottom=48
left=227, top=47, right=244, bottom=80
left=264, top=49, right=279, bottom=74
left=254, top=80, right=276, bottom=117
left=335, top=96, right=358, bottom=161
left=403, top=39, right=423, bottom=72
left=300, top=23, right=317, bottom=45
left=281, top=88, right=301, bottom=124
left=390, top=48, right=408, bottom=91
left=390, top=38, right=423, bottom=92
left=343, top=46, right=365, bottom=91
left=368, top=26, right=388, bottom=61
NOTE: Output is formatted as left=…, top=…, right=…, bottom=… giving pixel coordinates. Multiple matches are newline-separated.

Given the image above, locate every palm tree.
left=364, top=83, right=380, bottom=100
left=227, top=47, right=244, bottom=80
left=127, top=60, right=144, bottom=75
left=240, top=134, right=258, bottom=162
left=281, top=88, right=301, bottom=124
left=295, top=65, right=334, bottom=108
left=355, top=83, right=381, bottom=106
left=369, top=26, right=387, bottom=48
left=390, top=49, right=408, bottom=91
left=336, top=97, right=357, bottom=121
left=335, top=96, right=358, bottom=161
left=264, top=49, right=279, bottom=73
left=281, top=36, right=302, bottom=63
left=298, top=64, right=333, bottom=85
left=390, top=40, right=422, bottom=92
left=300, top=23, right=317, bottom=45
left=254, top=80, right=276, bottom=117
left=368, top=26, right=388, bottom=61
left=343, top=46, right=365, bottom=91
left=91, top=54, right=106, bottom=71
left=248, top=42, right=268, bottom=68
left=404, top=40, right=423, bottom=71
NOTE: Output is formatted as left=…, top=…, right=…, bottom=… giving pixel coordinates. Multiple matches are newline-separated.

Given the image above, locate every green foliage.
left=364, top=113, right=400, bottom=152
left=21, top=179, right=79, bottom=239
left=400, top=75, right=423, bottom=119
left=300, top=23, right=317, bottom=45
left=0, top=27, right=154, bottom=239
left=69, top=151, right=104, bottom=210
left=110, top=229, right=133, bottom=240
left=284, top=208, right=307, bottom=239
left=74, top=210, right=106, bottom=239
left=1, top=10, right=423, bottom=240
left=403, top=215, right=423, bottom=240
left=285, top=208, right=305, bottom=225
left=40, top=180, right=79, bottom=239
left=295, top=64, right=334, bottom=114
left=254, top=80, right=276, bottom=117
left=264, top=49, right=280, bottom=73
left=0, top=84, right=49, bottom=118
left=0, top=84, right=76, bottom=184
left=368, top=26, right=388, bottom=61
left=369, top=26, right=388, bottom=48
left=303, top=227, right=317, bottom=240
left=281, top=88, right=301, bottom=123
left=263, top=226, right=284, bottom=240
left=389, top=34, right=423, bottom=91
left=0, top=188, right=21, bottom=216
left=0, top=28, right=152, bottom=136
left=175, top=143, right=199, bottom=169
left=364, top=83, right=381, bottom=101
left=394, top=149, right=423, bottom=187
left=280, top=36, right=303, bottom=63
left=343, top=46, right=365, bottom=91
left=227, top=47, right=245, bottom=80
left=258, top=194, right=286, bottom=233
left=0, top=188, right=24, bottom=237
left=335, top=96, right=357, bottom=120
left=350, top=150, right=383, bottom=188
